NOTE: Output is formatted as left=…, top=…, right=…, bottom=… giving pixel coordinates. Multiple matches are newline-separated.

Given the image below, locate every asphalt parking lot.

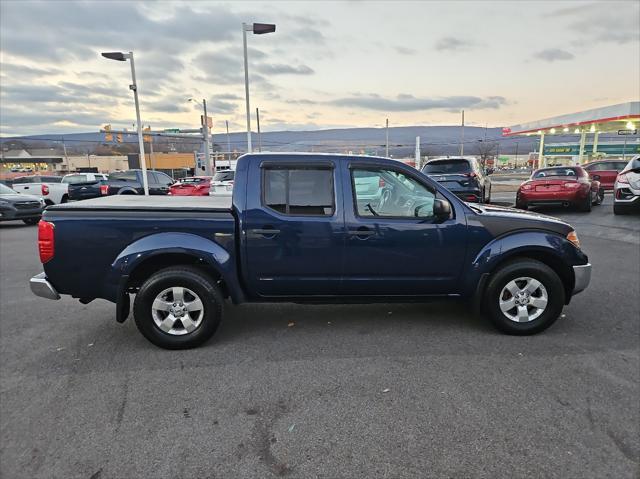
left=1, top=197, right=638, bottom=479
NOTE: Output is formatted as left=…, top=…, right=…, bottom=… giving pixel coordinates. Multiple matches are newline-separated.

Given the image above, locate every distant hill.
left=1, top=125, right=613, bottom=157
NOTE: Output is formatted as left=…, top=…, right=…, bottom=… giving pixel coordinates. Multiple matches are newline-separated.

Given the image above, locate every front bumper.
left=0, top=207, right=43, bottom=221
left=30, top=273, right=60, bottom=300
left=572, top=263, right=592, bottom=295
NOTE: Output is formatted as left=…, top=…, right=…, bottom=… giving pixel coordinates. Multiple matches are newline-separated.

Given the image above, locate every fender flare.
left=104, top=232, right=244, bottom=306
left=464, top=229, right=588, bottom=299
left=117, top=188, right=138, bottom=195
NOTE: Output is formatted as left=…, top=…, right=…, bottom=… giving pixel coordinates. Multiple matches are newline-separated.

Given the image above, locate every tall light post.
left=101, top=51, right=149, bottom=195
left=242, top=22, right=276, bottom=153
left=188, top=98, right=212, bottom=175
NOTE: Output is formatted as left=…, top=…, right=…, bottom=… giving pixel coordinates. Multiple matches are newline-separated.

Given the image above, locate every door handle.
left=348, top=228, right=376, bottom=239
left=247, top=228, right=280, bottom=238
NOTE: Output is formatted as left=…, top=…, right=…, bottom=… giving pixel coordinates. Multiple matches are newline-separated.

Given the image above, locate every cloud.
left=533, top=48, right=575, bottom=62
left=546, top=2, right=640, bottom=46
left=257, top=64, right=314, bottom=75
left=330, top=94, right=508, bottom=112
left=394, top=46, right=416, bottom=55
left=434, top=37, right=475, bottom=52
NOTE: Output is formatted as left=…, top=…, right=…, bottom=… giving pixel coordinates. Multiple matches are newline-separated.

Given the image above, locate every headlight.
left=567, top=230, right=580, bottom=249
left=0, top=199, right=9, bottom=206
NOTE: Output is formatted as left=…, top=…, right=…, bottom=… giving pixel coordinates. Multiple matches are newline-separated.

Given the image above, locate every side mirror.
left=433, top=199, right=452, bottom=219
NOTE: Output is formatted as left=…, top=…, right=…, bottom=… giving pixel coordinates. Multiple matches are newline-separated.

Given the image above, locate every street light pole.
left=242, top=22, right=276, bottom=153
left=127, top=53, right=149, bottom=195
left=242, top=23, right=252, bottom=153
left=202, top=98, right=212, bottom=175
left=385, top=118, right=389, bottom=157
left=226, top=120, right=232, bottom=167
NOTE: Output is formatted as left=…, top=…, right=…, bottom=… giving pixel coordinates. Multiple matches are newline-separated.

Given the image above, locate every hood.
left=466, top=202, right=573, bottom=237
left=0, top=193, right=43, bottom=202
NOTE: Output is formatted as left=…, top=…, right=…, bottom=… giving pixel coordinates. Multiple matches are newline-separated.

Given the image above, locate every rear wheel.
left=579, top=193, right=592, bottom=212
left=484, top=259, right=565, bottom=335
left=133, top=266, right=223, bottom=349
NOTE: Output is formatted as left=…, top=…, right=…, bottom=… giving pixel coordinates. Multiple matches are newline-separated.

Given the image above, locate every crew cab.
left=11, top=175, right=68, bottom=205
left=30, top=153, right=591, bottom=349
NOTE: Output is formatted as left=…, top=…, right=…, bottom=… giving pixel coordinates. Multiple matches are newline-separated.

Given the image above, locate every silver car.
left=613, top=155, right=640, bottom=215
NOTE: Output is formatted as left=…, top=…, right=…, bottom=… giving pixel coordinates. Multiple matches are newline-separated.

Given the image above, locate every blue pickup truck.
left=30, top=153, right=591, bottom=349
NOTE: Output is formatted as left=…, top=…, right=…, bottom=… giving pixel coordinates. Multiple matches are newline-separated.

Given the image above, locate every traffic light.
left=104, top=124, right=112, bottom=142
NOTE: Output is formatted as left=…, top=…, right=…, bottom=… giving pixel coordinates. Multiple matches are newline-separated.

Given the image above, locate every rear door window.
left=263, top=167, right=334, bottom=216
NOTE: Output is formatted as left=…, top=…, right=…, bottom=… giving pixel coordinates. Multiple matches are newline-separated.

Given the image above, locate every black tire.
left=61, top=195, right=68, bottom=204
left=515, top=201, right=528, bottom=210
left=486, top=186, right=492, bottom=204
left=578, top=193, right=592, bottom=212
left=133, top=266, right=223, bottom=349
left=613, top=204, right=627, bottom=215
left=483, top=258, right=565, bottom=335
left=22, top=217, right=40, bottom=225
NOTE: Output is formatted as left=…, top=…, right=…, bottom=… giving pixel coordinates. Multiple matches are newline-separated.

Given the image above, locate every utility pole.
left=202, top=99, right=212, bottom=175
left=460, top=110, right=465, bottom=156
left=415, top=136, right=421, bottom=166
left=385, top=118, right=389, bottom=157
left=226, top=120, right=232, bottom=167
left=242, top=23, right=252, bottom=153
left=61, top=136, right=70, bottom=173
left=149, top=135, right=154, bottom=170
left=256, top=107, right=262, bottom=152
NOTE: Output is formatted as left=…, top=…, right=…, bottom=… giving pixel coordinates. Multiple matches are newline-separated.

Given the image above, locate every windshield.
left=533, top=168, right=579, bottom=179
left=0, top=184, right=16, bottom=194
left=423, top=160, right=471, bottom=174
left=213, top=171, right=235, bottom=182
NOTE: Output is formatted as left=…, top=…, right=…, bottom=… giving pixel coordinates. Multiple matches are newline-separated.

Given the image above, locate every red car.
left=168, top=176, right=212, bottom=196
left=582, top=160, right=628, bottom=192
left=516, top=166, right=602, bottom=212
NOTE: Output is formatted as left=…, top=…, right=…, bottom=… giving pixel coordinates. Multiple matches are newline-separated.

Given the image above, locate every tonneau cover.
left=49, top=195, right=232, bottom=212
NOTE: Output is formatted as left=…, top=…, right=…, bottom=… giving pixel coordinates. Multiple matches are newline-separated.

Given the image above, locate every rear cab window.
left=214, top=171, right=235, bottom=182
left=110, top=171, right=138, bottom=181
left=262, top=166, right=335, bottom=216
left=422, top=159, right=471, bottom=174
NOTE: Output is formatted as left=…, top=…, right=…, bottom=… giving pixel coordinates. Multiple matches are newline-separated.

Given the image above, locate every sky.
left=0, top=0, right=639, bottom=136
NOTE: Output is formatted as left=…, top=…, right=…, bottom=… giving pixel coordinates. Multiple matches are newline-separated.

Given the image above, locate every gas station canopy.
left=502, top=102, right=639, bottom=137
left=502, top=102, right=639, bottom=165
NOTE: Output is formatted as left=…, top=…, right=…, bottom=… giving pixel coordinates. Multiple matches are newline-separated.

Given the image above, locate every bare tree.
left=474, top=140, right=497, bottom=169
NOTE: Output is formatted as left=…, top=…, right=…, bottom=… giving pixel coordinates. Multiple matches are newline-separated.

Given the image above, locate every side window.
left=156, top=172, right=174, bottom=185
left=263, top=167, right=334, bottom=216
left=352, top=168, right=436, bottom=218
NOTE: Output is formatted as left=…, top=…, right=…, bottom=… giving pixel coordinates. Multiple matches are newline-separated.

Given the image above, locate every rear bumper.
left=30, top=273, right=60, bottom=300
left=572, top=263, right=591, bottom=295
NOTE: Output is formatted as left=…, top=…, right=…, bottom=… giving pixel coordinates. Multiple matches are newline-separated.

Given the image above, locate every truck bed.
left=48, top=195, right=232, bottom=212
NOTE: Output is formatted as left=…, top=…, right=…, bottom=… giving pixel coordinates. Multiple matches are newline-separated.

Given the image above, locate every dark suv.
left=421, top=157, right=492, bottom=203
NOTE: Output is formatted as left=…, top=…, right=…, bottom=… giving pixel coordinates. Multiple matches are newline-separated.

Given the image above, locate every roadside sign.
left=201, top=115, right=213, bottom=128
left=618, top=129, right=637, bottom=135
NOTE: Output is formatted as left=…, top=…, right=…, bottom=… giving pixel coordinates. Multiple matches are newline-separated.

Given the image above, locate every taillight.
left=521, top=183, right=533, bottom=190
left=617, top=173, right=629, bottom=184
left=378, top=178, right=385, bottom=188
left=41, top=184, right=49, bottom=195
left=564, top=182, right=580, bottom=189
left=100, top=184, right=109, bottom=195
left=38, top=220, right=55, bottom=263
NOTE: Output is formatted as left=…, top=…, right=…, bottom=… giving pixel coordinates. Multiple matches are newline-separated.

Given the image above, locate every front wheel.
left=133, top=266, right=223, bottom=349
left=484, top=259, right=565, bottom=335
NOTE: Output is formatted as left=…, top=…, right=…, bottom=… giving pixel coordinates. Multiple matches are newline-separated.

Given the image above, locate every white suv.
left=613, top=155, right=640, bottom=215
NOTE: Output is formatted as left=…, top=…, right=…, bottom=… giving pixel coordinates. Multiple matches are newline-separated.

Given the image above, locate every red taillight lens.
left=521, top=183, right=533, bottom=190
left=38, top=220, right=55, bottom=263
left=41, top=184, right=49, bottom=195
left=564, top=182, right=580, bottom=189
left=100, top=184, right=109, bottom=195
left=378, top=178, right=385, bottom=188
left=617, top=173, right=629, bottom=184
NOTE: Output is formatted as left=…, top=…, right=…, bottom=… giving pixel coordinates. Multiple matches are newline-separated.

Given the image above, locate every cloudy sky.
left=1, top=0, right=638, bottom=136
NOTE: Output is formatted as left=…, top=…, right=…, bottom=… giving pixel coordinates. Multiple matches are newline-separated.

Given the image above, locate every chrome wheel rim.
left=499, top=277, right=548, bottom=323
left=151, top=287, right=204, bottom=336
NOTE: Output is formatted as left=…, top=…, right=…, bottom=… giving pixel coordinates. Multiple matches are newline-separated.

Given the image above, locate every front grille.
left=14, top=201, right=41, bottom=210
